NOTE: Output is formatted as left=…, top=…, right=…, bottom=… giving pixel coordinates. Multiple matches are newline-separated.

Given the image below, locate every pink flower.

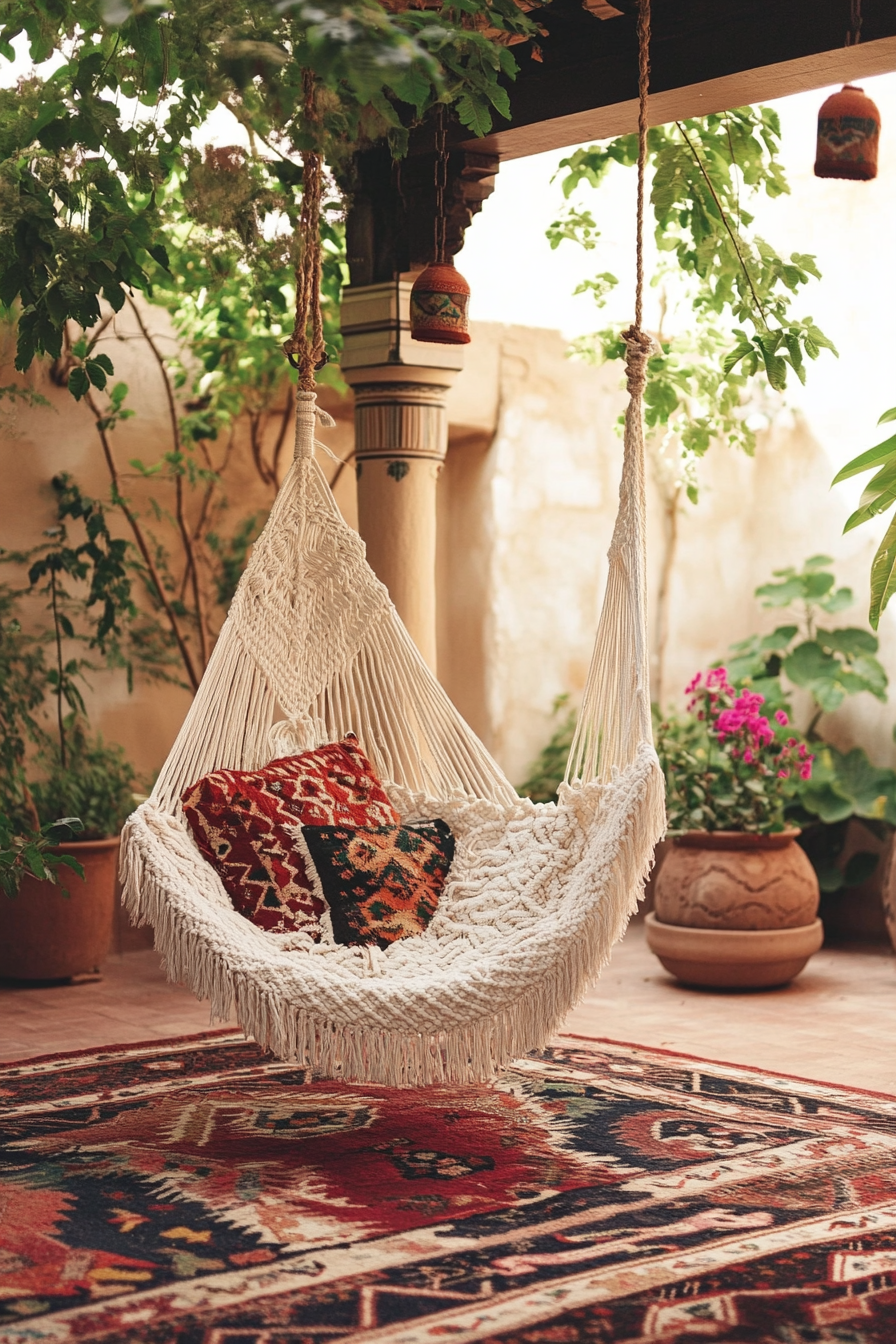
left=778, top=769, right=789, bottom=778
left=787, top=737, right=797, bottom=748
left=798, top=744, right=808, bottom=759
left=800, top=759, right=814, bottom=780
left=743, top=749, right=754, bottom=764
left=685, top=673, right=702, bottom=695
left=775, top=710, right=789, bottom=726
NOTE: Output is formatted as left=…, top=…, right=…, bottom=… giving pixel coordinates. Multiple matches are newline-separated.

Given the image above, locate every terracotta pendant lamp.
left=410, top=107, right=472, bottom=346
left=814, top=3, right=881, bottom=182
left=815, top=84, right=881, bottom=181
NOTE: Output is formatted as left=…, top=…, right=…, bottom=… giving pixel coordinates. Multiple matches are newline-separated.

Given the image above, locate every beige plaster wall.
left=3, top=305, right=892, bottom=797
left=437, top=321, right=894, bottom=790
left=0, top=304, right=357, bottom=788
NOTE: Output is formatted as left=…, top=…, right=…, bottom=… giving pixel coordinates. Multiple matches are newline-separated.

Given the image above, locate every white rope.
left=125, top=0, right=666, bottom=1079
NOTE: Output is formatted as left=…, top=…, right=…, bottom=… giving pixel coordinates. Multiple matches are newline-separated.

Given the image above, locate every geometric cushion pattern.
left=299, top=819, right=455, bottom=950
left=181, top=735, right=399, bottom=938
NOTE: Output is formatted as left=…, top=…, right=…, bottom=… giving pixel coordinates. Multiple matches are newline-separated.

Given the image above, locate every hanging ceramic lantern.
left=410, top=260, right=472, bottom=345
left=815, top=84, right=881, bottom=181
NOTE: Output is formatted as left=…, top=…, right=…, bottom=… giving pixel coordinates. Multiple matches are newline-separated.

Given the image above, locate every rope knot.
left=622, top=326, right=654, bottom=397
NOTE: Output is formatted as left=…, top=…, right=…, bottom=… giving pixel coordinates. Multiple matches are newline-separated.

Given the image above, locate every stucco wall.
left=0, top=303, right=356, bottom=788
left=2, top=321, right=892, bottom=796
left=437, top=321, right=892, bottom=790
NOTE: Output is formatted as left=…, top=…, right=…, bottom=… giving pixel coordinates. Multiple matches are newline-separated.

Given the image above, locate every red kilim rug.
left=3, top=1031, right=896, bottom=1342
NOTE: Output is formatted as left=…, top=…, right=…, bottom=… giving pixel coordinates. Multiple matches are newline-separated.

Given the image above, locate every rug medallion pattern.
left=2, top=1031, right=896, bottom=1341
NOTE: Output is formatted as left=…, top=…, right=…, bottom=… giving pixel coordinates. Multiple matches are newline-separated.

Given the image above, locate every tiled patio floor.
left=2, top=924, right=894, bottom=1094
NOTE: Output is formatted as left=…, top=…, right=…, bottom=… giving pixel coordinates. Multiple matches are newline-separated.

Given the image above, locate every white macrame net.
left=120, top=346, right=665, bottom=1086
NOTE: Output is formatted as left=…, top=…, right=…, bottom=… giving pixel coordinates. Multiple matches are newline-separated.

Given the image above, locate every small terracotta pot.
left=409, top=261, right=472, bottom=345
left=647, top=830, right=822, bottom=989
left=815, top=84, right=880, bottom=181
left=0, top=837, right=120, bottom=981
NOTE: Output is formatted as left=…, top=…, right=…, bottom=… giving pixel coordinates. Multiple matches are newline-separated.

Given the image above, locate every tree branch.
left=675, top=121, right=769, bottom=329
left=125, top=293, right=209, bottom=670
left=84, top=388, right=200, bottom=692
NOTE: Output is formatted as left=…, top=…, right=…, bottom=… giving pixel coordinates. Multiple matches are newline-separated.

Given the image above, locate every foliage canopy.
left=0, top=0, right=537, bottom=374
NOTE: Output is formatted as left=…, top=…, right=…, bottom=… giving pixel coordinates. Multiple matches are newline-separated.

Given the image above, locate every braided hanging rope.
left=565, top=0, right=656, bottom=783
left=120, top=0, right=666, bottom=1086
left=282, top=69, right=326, bottom=390
left=622, top=0, right=653, bottom=393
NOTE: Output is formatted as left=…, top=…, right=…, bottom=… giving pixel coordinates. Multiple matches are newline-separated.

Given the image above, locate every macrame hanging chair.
left=120, top=5, right=665, bottom=1086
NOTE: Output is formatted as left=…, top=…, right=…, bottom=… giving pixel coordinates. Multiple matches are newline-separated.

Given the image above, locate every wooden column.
left=340, top=133, right=497, bottom=667
left=341, top=282, right=462, bottom=668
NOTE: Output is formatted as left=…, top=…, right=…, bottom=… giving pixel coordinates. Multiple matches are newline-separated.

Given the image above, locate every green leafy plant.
left=518, top=693, right=577, bottom=803
left=1, top=474, right=160, bottom=771
left=550, top=108, right=836, bottom=540
left=0, top=479, right=139, bottom=837
left=0, top=813, right=84, bottom=898
left=658, top=668, right=811, bottom=835
left=832, top=406, right=896, bottom=629
left=30, top=716, right=135, bottom=840
left=724, top=557, right=896, bottom=894
left=0, top=0, right=539, bottom=378
left=726, top=556, right=888, bottom=737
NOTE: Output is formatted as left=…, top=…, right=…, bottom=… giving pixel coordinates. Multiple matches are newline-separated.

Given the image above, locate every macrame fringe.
left=121, top=749, right=664, bottom=1087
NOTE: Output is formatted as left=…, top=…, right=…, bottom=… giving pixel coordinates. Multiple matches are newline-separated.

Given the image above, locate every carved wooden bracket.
left=345, top=137, right=499, bottom=288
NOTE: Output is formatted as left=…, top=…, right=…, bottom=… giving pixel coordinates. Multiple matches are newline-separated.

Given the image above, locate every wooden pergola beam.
left=457, top=0, right=896, bottom=161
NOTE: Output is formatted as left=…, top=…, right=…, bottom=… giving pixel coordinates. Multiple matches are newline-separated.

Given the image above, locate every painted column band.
left=353, top=382, right=449, bottom=464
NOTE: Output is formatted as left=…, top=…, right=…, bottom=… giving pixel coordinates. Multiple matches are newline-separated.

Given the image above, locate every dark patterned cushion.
left=299, top=820, right=455, bottom=950
left=181, top=736, right=399, bottom=938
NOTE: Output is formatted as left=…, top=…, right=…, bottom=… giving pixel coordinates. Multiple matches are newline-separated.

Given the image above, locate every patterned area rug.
left=3, top=1031, right=896, bottom=1342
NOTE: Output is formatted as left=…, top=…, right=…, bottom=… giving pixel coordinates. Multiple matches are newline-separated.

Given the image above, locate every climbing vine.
left=0, top=0, right=539, bottom=377
left=549, top=107, right=837, bottom=480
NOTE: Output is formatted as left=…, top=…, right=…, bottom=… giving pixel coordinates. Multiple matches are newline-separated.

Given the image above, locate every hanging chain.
left=283, top=68, right=327, bottom=390
left=846, top=0, right=862, bottom=46
left=433, top=103, right=448, bottom=265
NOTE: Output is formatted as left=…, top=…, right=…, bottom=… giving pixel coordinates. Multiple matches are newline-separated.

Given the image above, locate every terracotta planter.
left=646, top=830, right=822, bottom=989
left=0, top=837, right=119, bottom=981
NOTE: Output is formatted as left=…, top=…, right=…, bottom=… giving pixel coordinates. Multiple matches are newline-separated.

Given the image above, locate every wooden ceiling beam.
left=454, top=0, right=896, bottom=161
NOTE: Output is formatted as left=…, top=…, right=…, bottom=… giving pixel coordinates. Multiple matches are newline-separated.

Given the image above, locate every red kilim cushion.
left=181, top=735, right=399, bottom=938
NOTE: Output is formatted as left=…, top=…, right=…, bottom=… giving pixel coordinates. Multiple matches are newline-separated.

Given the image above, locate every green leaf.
left=832, top=432, right=896, bottom=484
left=783, top=641, right=839, bottom=686
left=816, top=627, right=878, bottom=657
left=803, top=571, right=835, bottom=600
left=85, top=358, right=108, bottom=390
left=455, top=93, right=492, bottom=137
left=21, top=844, right=48, bottom=879
left=843, top=850, right=879, bottom=888
left=814, top=858, right=845, bottom=893
left=868, top=511, right=896, bottom=630
left=843, top=458, right=896, bottom=532
left=53, top=854, right=85, bottom=879
left=818, top=587, right=853, bottom=615
left=804, top=554, right=834, bottom=570
left=756, top=576, right=805, bottom=606
left=68, top=367, right=90, bottom=401
left=798, top=781, right=854, bottom=825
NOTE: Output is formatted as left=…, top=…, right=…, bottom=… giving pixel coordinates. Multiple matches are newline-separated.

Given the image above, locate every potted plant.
left=726, top=556, right=896, bottom=940
left=0, top=813, right=105, bottom=980
left=647, top=668, right=822, bottom=989
left=0, top=482, right=138, bottom=980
